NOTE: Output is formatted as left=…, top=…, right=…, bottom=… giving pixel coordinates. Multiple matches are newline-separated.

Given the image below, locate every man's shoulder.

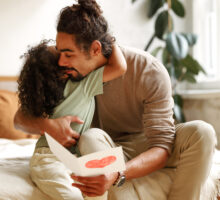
left=119, top=45, right=166, bottom=75
left=119, top=45, right=154, bottom=60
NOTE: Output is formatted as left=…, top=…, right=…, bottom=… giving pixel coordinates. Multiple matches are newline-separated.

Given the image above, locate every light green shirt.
left=36, top=67, right=104, bottom=152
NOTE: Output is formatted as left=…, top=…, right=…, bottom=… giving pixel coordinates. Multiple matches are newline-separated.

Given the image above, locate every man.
left=14, top=0, right=217, bottom=199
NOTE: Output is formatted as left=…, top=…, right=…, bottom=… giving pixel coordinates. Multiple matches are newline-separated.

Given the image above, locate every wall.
left=0, top=0, right=188, bottom=76
left=0, top=0, right=73, bottom=76
left=183, top=94, right=220, bottom=149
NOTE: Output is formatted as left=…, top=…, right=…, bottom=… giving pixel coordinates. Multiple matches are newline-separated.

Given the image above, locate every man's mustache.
left=58, top=66, right=79, bottom=73
left=58, top=66, right=85, bottom=82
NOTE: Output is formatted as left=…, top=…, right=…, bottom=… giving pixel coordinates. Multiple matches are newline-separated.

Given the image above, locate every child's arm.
left=103, top=44, right=127, bottom=83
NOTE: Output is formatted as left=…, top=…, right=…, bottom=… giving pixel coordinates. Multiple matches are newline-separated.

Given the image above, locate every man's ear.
left=90, top=40, right=102, bottom=56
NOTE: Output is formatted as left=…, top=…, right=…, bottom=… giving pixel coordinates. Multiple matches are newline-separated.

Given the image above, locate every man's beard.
left=68, top=72, right=84, bottom=82
left=59, top=66, right=85, bottom=82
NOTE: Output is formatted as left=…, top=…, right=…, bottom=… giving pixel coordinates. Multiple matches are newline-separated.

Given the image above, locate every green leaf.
left=173, top=94, right=183, bottom=107
left=162, top=48, right=169, bottom=64
left=151, top=46, right=163, bottom=57
left=181, top=33, right=198, bottom=46
left=148, top=0, right=165, bottom=18
left=175, top=68, right=183, bottom=79
left=182, top=72, right=197, bottom=83
left=166, top=32, right=189, bottom=60
left=173, top=103, right=185, bottom=123
left=165, top=63, right=175, bottom=80
left=166, top=57, right=182, bottom=80
left=155, top=11, right=169, bottom=39
left=171, top=0, right=185, bottom=17
left=180, top=54, right=206, bottom=75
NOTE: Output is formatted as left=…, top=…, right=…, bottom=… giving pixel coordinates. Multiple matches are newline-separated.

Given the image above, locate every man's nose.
left=58, top=54, right=68, bottom=67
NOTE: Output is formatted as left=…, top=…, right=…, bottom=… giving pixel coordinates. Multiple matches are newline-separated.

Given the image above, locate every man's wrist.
left=113, top=172, right=120, bottom=185
left=113, top=171, right=126, bottom=187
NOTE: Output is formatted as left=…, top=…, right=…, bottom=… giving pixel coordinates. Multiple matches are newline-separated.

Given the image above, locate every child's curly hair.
left=18, top=40, right=66, bottom=118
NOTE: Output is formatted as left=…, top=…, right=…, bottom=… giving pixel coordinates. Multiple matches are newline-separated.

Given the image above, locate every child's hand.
left=43, top=116, right=84, bottom=147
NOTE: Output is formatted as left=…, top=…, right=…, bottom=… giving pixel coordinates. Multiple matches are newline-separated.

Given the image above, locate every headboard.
left=0, top=76, right=40, bottom=139
left=0, top=76, right=18, bottom=92
left=0, top=76, right=18, bottom=81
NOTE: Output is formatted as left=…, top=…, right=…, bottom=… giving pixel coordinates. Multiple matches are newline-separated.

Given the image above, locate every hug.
left=14, top=0, right=219, bottom=199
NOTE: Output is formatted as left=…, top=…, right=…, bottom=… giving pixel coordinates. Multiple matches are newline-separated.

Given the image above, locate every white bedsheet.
left=0, top=139, right=51, bottom=200
left=0, top=138, right=219, bottom=200
left=200, top=150, right=220, bottom=200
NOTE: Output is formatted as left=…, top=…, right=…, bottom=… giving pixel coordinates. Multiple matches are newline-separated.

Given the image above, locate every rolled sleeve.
left=142, top=61, right=175, bottom=155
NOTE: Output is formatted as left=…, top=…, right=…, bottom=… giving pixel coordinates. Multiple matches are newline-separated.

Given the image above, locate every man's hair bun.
left=77, top=0, right=102, bottom=17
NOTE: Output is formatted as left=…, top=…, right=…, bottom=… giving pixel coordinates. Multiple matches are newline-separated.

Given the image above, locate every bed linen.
left=0, top=138, right=51, bottom=200
left=0, top=138, right=219, bottom=200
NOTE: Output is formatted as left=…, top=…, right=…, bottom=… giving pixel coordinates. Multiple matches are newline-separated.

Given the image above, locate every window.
left=192, top=0, right=220, bottom=81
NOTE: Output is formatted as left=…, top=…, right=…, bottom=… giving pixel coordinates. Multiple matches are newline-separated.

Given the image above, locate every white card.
left=45, top=133, right=126, bottom=176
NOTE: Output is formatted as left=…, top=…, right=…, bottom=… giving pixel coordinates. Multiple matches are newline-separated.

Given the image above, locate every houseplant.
left=132, top=0, right=206, bottom=122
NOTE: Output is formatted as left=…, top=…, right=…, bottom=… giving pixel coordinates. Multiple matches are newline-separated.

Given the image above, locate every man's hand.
left=44, top=116, right=84, bottom=147
left=71, top=172, right=118, bottom=197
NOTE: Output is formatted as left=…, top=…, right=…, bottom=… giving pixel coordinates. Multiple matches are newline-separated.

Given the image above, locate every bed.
left=0, top=76, right=220, bottom=200
left=0, top=138, right=51, bottom=200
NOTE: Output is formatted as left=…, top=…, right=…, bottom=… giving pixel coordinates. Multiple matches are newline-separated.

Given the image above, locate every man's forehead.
left=56, top=32, right=76, bottom=52
left=55, top=42, right=74, bottom=52
left=55, top=43, right=76, bottom=53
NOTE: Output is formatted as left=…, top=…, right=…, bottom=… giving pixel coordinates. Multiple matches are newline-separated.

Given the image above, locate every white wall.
left=0, top=0, right=188, bottom=76
left=0, top=0, right=74, bottom=76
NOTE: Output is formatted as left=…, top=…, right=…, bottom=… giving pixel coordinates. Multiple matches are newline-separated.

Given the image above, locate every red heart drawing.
left=85, top=156, right=117, bottom=168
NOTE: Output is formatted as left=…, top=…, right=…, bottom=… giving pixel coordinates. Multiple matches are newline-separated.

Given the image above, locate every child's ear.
left=90, top=40, right=102, bottom=56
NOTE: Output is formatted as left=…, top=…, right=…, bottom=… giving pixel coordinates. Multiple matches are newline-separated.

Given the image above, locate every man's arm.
left=71, top=147, right=168, bottom=197
left=14, top=108, right=83, bottom=147
left=103, top=44, right=127, bottom=83
left=124, top=147, right=168, bottom=179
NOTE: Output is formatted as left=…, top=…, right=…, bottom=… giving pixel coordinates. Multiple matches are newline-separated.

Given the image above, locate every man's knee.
left=80, top=128, right=106, bottom=140
left=78, top=128, right=114, bottom=155
left=194, top=120, right=216, bottom=144
left=185, top=120, right=217, bottom=154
